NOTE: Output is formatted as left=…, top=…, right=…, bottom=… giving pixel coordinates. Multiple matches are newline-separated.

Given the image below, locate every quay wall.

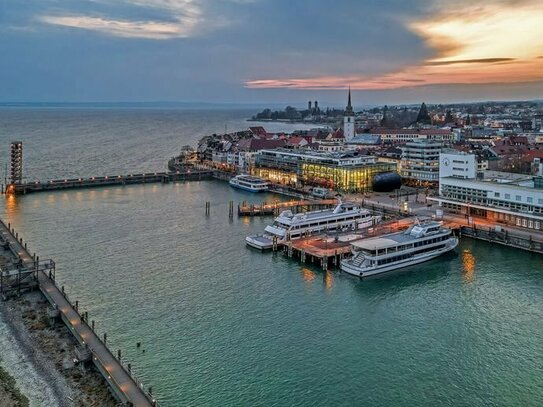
left=460, top=226, right=543, bottom=255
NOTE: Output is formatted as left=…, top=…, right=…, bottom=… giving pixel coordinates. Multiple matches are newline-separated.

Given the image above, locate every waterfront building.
left=344, top=88, right=355, bottom=142
left=253, top=148, right=396, bottom=192
left=364, top=128, right=454, bottom=143
left=400, top=140, right=442, bottom=186
left=430, top=151, right=543, bottom=230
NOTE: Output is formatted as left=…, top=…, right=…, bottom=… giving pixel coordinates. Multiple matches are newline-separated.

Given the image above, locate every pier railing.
left=460, top=225, right=543, bottom=254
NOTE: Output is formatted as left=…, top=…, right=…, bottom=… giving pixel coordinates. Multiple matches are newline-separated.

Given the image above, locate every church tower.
left=344, top=87, right=355, bottom=142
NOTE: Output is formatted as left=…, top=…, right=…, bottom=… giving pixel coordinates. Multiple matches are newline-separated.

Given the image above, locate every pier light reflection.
left=301, top=267, right=316, bottom=282
left=324, top=270, right=334, bottom=292
left=462, top=249, right=476, bottom=282
left=5, top=194, right=19, bottom=214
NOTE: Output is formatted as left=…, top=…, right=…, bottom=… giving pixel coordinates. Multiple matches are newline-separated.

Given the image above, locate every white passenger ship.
left=229, top=175, right=269, bottom=192
left=341, top=220, right=458, bottom=277
left=245, top=199, right=381, bottom=250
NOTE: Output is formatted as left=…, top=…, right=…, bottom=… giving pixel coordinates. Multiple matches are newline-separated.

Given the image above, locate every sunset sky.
left=2, top=0, right=543, bottom=105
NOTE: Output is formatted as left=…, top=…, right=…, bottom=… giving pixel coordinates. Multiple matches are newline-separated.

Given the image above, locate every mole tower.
left=10, top=141, right=23, bottom=185
left=343, top=88, right=355, bottom=142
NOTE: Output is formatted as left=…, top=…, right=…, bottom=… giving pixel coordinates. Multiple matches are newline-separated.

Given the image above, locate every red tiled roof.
left=248, top=126, right=267, bottom=136
left=237, top=138, right=286, bottom=151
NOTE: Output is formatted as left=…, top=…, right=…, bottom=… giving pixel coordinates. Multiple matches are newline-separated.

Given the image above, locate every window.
left=527, top=197, right=533, bottom=203
left=505, top=193, right=510, bottom=199
left=495, top=192, right=500, bottom=198
left=516, top=195, right=522, bottom=201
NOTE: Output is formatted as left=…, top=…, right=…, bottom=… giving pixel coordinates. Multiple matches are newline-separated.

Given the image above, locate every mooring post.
left=117, top=349, right=122, bottom=361
left=103, top=333, right=107, bottom=345
left=75, top=300, right=79, bottom=312
left=91, top=320, right=95, bottom=331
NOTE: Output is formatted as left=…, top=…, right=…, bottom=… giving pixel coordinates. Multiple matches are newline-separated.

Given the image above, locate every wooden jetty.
left=238, top=199, right=338, bottom=217
left=10, top=170, right=214, bottom=195
left=0, top=219, right=159, bottom=406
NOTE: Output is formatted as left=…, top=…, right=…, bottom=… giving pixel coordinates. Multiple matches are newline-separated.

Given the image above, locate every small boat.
left=229, top=175, right=269, bottom=192
left=340, top=219, right=458, bottom=277
left=311, top=187, right=333, bottom=199
left=245, top=198, right=381, bottom=250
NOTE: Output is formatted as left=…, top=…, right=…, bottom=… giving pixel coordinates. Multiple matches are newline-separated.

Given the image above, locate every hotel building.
left=400, top=140, right=442, bottom=186
left=253, top=149, right=396, bottom=193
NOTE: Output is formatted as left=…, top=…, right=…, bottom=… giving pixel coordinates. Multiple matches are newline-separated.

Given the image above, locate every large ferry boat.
left=340, top=219, right=458, bottom=277
left=245, top=199, right=381, bottom=250
left=229, top=175, right=269, bottom=192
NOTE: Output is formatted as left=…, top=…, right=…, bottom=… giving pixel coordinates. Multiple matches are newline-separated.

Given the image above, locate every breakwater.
left=10, top=170, right=214, bottom=195
left=0, top=219, right=160, bottom=406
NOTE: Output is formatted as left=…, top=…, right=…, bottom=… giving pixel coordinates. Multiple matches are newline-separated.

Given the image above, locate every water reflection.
left=5, top=194, right=21, bottom=225
left=324, top=270, right=334, bottom=292
left=301, top=267, right=316, bottom=282
left=462, top=249, right=476, bottom=282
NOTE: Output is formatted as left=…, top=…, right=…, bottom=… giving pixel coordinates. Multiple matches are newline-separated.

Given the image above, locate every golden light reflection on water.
left=324, top=270, right=334, bottom=292
left=5, top=194, right=18, bottom=214
left=462, top=249, right=476, bottom=282
left=301, top=267, right=316, bottom=282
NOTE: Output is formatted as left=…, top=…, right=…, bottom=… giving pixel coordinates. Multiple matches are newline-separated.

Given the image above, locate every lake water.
left=0, top=108, right=542, bottom=406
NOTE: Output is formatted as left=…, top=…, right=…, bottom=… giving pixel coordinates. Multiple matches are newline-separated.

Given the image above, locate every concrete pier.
left=11, top=170, right=214, bottom=195
left=0, top=219, right=158, bottom=406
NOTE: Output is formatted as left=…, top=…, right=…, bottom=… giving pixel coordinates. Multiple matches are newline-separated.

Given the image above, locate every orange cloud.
left=246, top=1, right=543, bottom=90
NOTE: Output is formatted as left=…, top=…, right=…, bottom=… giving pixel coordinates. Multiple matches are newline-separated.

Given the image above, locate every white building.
left=438, top=151, right=477, bottom=194
left=431, top=151, right=543, bottom=230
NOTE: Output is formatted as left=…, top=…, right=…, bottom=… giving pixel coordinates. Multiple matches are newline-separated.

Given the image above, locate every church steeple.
left=345, top=86, right=354, bottom=117
left=343, top=87, right=355, bottom=142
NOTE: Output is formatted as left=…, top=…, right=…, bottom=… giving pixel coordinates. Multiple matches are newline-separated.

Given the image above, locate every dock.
left=10, top=170, right=214, bottom=195
left=238, top=199, right=338, bottom=216
left=0, top=220, right=159, bottom=406
left=460, top=225, right=543, bottom=254
left=283, top=218, right=417, bottom=270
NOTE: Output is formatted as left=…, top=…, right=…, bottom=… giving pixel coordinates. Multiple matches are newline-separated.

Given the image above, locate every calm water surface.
left=0, top=109, right=542, bottom=406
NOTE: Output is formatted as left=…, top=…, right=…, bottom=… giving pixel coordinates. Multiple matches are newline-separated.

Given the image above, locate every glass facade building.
left=254, top=149, right=396, bottom=193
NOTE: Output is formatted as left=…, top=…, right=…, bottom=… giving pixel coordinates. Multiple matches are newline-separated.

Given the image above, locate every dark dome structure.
left=372, top=172, right=402, bottom=192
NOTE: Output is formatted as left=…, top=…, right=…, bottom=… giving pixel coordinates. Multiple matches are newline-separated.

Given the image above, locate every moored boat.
left=229, top=175, right=269, bottom=192
left=245, top=198, right=381, bottom=250
left=340, top=219, right=458, bottom=277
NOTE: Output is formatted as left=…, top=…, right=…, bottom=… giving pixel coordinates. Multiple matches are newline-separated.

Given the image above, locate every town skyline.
left=2, top=0, right=543, bottom=104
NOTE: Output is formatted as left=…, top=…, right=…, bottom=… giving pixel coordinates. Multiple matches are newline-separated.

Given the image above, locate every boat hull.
left=341, top=238, right=458, bottom=277
left=229, top=182, right=268, bottom=193
left=245, top=235, right=275, bottom=250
